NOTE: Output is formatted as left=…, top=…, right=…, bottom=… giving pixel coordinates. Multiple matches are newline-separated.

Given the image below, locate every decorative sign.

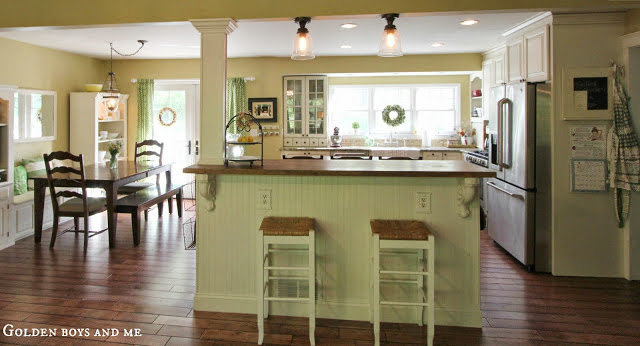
left=562, top=67, right=613, bottom=120
left=570, top=125, right=607, bottom=160
left=571, top=159, right=607, bottom=192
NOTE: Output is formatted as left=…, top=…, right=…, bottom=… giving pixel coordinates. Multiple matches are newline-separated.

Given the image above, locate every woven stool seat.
left=259, top=217, right=315, bottom=236
left=370, top=220, right=431, bottom=240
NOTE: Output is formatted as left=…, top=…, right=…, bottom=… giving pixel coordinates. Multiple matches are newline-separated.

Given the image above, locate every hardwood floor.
left=0, top=203, right=639, bottom=345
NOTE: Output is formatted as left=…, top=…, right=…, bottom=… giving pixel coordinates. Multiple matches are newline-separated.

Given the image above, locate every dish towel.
left=607, top=68, right=640, bottom=227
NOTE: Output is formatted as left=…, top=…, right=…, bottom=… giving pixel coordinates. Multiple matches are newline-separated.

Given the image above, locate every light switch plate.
left=416, top=192, right=431, bottom=213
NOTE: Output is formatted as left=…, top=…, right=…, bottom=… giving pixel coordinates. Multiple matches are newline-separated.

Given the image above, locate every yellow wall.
left=113, top=54, right=480, bottom=159
left=551, top=14, right=626, bottom=277
left=0, top=0, right=630, bottom=28
left=0, top=37, right=104, bottom=162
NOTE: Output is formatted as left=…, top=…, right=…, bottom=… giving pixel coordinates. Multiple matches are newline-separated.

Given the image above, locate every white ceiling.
left=0, top=12, right=542, bottom=59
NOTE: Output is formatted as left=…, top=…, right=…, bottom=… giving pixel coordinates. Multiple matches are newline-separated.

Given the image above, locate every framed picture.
left=562, top=66, right=614, bottom=120
left=249, top=97, right=277, bottom=123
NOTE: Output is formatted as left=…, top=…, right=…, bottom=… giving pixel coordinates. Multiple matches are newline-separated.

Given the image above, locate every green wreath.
left=381, top=104, right=406, bottom=127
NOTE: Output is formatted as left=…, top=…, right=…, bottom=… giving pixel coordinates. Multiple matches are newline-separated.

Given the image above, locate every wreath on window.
left=381, top=104, right=406, bottom=127
left=158, top=107, right=177, bottom=127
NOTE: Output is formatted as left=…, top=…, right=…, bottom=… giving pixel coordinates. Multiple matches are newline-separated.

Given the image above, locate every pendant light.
left=291, top=17, right=315, bottom=60
left=378, top=13, right=403, bottom=57
left=100, top=40, right=147, bottom=112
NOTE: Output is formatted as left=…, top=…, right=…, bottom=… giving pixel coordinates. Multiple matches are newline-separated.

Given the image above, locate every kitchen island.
left=184, top=160, right=495, bottom=328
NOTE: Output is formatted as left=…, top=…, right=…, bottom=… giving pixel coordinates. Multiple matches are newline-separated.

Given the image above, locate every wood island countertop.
left=184, top=159, right=496, bottom=178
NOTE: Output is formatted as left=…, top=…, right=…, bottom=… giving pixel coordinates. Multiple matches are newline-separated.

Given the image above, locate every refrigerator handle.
left=496, top=97, right=509, bottom=170
left=487, top=182, right=524, bottom=200
left=502, top=100, right=512, bottom=169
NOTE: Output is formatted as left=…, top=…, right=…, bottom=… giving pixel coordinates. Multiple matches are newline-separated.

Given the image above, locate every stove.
left=463, top=149, right=488, bottom=167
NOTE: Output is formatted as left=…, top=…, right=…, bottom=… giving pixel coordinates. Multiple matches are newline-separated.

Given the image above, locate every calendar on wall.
left=571, top=159, right=607, bottom=192
left=570, top=125, right=608, bottom=192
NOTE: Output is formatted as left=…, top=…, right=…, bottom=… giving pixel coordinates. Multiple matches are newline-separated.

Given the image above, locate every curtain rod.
left=131, top=77, right=255, bottom=83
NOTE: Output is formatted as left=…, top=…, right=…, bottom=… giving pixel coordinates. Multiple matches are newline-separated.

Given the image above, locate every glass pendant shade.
left=292, top=32, right=315, bottom=60
left=291, top=17, right=315, bottom=60
left=101, top=71, right=120, bottom=112
left=378, top=14, right=403, bottom=57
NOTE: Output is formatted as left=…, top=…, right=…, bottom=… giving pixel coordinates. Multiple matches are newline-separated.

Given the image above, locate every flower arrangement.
left=107, top=141, right=123, bottom=168
left=106, top=140, right=123, bottom=156
left=352, top=122, right=360, bottom=130
left=458, top=128, right=476, bottom=137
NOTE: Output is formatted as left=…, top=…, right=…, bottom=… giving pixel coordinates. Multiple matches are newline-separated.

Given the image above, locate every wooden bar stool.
left=370, top=219, right=435, bottom=346
left=257, top=217, right=316, bottom=345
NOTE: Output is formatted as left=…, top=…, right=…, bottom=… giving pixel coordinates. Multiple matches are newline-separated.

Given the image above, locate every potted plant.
left=107, top=141, right=123, bottom=169
left=352, top=121, right=360, bottom=135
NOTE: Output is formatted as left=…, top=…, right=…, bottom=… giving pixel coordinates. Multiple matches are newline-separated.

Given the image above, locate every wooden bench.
left=115, top=183, right=184, bottom=246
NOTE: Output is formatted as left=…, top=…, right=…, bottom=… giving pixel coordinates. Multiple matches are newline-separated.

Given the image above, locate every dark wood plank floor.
left=0, top=202, right=639, bottom=345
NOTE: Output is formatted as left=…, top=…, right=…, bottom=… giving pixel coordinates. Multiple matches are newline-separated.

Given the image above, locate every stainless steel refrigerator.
left=486, top=82, right=551, bottom=272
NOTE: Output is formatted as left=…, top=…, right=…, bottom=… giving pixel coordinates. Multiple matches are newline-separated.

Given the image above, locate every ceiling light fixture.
left=460, top=19, right=478, bottom=26
left=341, top=23, right=358, bottom=29
left=101, top=40, right=146, bottom=112
left=340, top=44, right=352, bottom=49
left=291, top=17, right=315, bottom=60
left=431, top=42, right=444, bottom=47
left=378, top=13, right=402, bottom=57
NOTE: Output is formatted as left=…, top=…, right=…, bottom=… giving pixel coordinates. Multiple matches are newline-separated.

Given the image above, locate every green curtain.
left=136, top=79, right=155, bottom=143
left=226, top=77, right=248, bottom=133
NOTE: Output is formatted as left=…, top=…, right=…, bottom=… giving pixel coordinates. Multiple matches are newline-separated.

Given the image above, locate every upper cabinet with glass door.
left=283, top=76, right=328, bottom=146
left=14, top=89, right=56, bottom=143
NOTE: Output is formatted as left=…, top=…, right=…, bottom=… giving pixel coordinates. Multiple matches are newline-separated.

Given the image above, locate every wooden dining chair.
left=118, top=140, right=164, bottom=220
left=44, top=151, right=107, bottom=253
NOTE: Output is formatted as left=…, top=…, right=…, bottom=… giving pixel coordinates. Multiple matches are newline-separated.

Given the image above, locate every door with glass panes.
left=152, top=82, right=200, bottom=198
left=283, top=76, right=327, bottom=141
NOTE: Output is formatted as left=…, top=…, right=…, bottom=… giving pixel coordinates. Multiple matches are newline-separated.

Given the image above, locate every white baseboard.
left=194, top=293, right=481, bottom=328
left=0, top=241, right=15, bottom=251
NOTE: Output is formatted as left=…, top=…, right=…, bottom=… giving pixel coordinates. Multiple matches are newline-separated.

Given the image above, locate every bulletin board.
left=570, top=125, right=608, bottom=192
left=562, top=67, right=614, bottom=120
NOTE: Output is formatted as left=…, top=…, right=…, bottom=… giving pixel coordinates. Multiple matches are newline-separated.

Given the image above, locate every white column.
left=190, top=18, right=237, bottom=165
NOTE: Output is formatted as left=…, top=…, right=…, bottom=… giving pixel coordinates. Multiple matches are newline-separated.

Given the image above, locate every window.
left=329, top=84, right=460, bottom=135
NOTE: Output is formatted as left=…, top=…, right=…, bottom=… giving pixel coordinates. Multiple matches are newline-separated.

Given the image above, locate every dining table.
left=32, top=161, right=173, bottom=248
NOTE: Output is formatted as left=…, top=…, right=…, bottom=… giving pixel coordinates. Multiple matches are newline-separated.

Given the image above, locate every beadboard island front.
left=184, top=160, right=495, bottom=328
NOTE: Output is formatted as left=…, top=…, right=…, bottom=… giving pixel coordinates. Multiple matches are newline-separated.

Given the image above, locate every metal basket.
left=182, top=216, right=196, bottom=250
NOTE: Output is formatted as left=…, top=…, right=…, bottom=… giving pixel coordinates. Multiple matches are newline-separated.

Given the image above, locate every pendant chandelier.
left=101, top=40, right=147, bottom=112
left=291, top=17, right=315, bottom=60
left=378, top=13, right=403, bottom=57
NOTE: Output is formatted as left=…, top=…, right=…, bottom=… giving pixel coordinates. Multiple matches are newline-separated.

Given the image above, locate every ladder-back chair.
left=117, top=140, right=166, bottom=219
left=44, top=152, right=107, bottom=253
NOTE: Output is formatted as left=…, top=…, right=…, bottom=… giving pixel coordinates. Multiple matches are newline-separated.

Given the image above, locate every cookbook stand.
left=224, top=113, right=264, bottom=167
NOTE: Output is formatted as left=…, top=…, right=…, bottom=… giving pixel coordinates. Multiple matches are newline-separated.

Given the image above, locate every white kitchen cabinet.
left=0, top=85, right=15, bottom=251
left=421, top=151, right=463, bottom=161
left=524, top=25, right=550, bottom=82
left=492, top=54, right=506, bottom=86
left=442, top=152, right=463, bottom=160
left=70, top=93, right=128, bottom=164
left=0, top=186, right=13, bottom=251
left=283, top=76, right=328, bottom=145
left=482, top=60, right=492, bottom=118
left=507, top=37, right=526, bottom=84
left=422, top=152, right=443, bottom=160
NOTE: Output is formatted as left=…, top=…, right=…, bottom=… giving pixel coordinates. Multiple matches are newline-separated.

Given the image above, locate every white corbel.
left=457, top=178, right=479, bottom=218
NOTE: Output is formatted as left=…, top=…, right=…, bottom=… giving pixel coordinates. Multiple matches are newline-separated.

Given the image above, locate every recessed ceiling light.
left=460, top=19, right=478, bottom=26
left=341, top=23, right=358, bottom=29
left=341, top=44, right=352, bottom=49
left=431, top=42, right=444, bottom=47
